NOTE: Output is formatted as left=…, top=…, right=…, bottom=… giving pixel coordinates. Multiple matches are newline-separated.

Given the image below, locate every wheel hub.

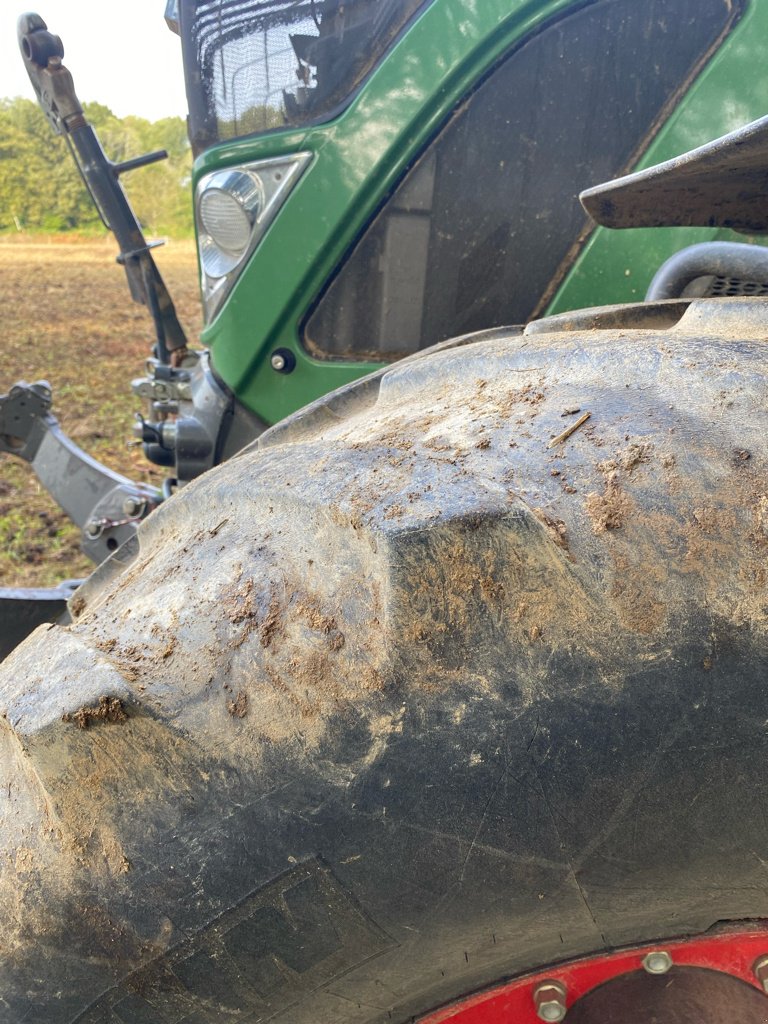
left=567, top=967, right=768, bottom=1024
left=420, top=928, right=768, bottom=1024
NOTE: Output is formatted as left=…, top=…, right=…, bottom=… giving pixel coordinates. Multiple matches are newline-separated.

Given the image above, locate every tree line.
left=0, top=97, right=193, bottom=237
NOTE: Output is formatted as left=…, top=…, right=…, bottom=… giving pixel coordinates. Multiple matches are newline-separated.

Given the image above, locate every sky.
left=0, top=1, right=188, bottom=121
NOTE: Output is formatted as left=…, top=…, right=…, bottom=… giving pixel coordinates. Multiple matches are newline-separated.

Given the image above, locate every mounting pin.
left=122, top=495, right=145, bottom=517
left=270, top=348, right=296, bottom=374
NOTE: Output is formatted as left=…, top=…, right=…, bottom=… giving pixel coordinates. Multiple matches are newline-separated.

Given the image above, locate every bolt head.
left=537, top=1000, right=566, bottom=1022
left=534, top=981, right=567, bottom=1022
left=753, top=955, right=768, bottom=992
left=642, top=950, right=673, bottom=975
left=271, top=352, right=286, bottom=372
left=122, top=496, right=144, bottom=517
left=84, top=520, right=101, bottom=538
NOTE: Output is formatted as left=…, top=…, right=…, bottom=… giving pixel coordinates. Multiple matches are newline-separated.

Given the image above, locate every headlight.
left=195, top=153, right=311, bottom=322
left=199, top=170, right=264, bottom=276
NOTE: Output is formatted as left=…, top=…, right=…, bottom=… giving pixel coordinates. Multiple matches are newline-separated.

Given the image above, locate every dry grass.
left=0, top=238, right=201, bottom=586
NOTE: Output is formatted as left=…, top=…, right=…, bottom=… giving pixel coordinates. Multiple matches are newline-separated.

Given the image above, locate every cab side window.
left=304, top=0, right=741, bottom=359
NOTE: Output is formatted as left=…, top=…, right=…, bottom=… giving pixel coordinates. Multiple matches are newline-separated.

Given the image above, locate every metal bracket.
left=0, top=581, right=81, bottom=661
left=131, top=352, right=266, bottom=484
left=0, top=381, right=161, bottom=564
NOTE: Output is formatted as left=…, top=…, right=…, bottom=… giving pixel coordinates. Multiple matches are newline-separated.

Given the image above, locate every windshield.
left=180, top=0, right=426, bottom=153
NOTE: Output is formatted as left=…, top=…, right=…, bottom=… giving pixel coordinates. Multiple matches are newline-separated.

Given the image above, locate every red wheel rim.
left=420, top=927, right=768, bottom=1023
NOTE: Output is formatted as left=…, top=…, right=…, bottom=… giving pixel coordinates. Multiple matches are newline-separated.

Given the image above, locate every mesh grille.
left=706, top=275, right=768, bottom=297
left=185, top=0, right=426, bottom=150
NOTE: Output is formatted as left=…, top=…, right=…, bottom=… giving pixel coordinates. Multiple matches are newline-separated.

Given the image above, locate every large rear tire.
left=2, top=306, right=768, bottom=1023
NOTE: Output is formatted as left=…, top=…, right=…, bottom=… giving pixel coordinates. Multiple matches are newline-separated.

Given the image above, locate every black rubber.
left=3, top=305, right=768, bottom=1024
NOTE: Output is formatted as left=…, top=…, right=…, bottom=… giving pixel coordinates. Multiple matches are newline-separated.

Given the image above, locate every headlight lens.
left=195, top=153, right=311, bottom=322
left=200, top=175, right=262, bottom=253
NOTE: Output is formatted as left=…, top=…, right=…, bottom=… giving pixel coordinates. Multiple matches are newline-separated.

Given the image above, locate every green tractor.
left=7, top=2, right=768, bottom=1021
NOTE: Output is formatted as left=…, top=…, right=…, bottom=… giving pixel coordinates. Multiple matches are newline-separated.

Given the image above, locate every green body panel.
left=196, top=0, right=767, bottom=425
left=551, top=0, right=768, bottom=314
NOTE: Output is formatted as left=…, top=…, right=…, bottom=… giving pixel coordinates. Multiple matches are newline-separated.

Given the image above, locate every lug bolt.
left=122, top=496, right=144, bottom=517
left=753, top=955, right=768, bottom=993
left=271, top=352, right=286, bottom=371
left=533, top=980, right=567, bottom=1022
left=84, top=520, right=101, bottom=538
left=642, top=950, right=673, bottom=975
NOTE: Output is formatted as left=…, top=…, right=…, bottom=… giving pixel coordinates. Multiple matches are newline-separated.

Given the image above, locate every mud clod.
left=307, top=608, right=336, bottom=633
left=328, top=630, right=346, bottom=651
left=228, top=578, right=256, bottom=625
left=227, top=691, right=248, bottom=718
left=296, top=599, right=337, bottom=635
left=533, top=509, right=569, bottom=552
left=63, top=696, right=128, bottom=729
left=384, top=504, right=406, bottom=519
left=259, top=596, right=284, bottom=648
left=586, top=475, right=631, bottom=533
left=620, top=442, right=652, bottom=472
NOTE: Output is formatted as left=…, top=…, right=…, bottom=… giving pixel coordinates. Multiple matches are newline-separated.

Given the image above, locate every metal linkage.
left=0, top=381, right=160, bottom=564
left=131, top=352, right=266, bottom=484
left=17, top=13, right=188, bottom=365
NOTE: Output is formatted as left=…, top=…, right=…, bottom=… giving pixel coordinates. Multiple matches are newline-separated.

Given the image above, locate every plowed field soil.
left=0, top=238, right=201, bottom=585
